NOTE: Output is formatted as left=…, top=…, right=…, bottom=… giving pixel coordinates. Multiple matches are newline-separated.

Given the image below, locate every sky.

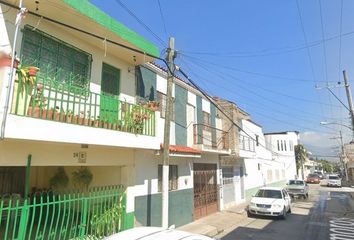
left=90, top=0, right=354, bottom=160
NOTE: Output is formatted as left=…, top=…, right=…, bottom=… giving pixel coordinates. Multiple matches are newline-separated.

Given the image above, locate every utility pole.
left=342, top=70, right=354, bottom=140
left=339, top=131, right=349, bottom=181
left=162, top=37, right=175, bottom=229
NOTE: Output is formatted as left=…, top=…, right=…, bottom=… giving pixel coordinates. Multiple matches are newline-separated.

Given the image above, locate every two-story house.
left=0, top=0, right=160, bottom=232
left=133, top=63, right=230, bottom=226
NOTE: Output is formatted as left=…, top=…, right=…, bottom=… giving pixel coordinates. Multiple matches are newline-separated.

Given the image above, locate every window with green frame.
left=20, top=25, right=92, bottom=90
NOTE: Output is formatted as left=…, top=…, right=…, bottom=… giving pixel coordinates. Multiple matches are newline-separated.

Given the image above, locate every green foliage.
left=16, top=65, right=39, bottom=95
left=295, top=144, right=307, bottom=173
left=72, top=167, right=93, bottom=190
left=317, top=159, right=334, bottom=173
left=90, top=197, right=124, bottom=237
left=49, top=167, right=69, bottom=189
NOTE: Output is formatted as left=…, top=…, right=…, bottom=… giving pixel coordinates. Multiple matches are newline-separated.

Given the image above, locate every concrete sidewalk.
left=178, top=202, right=249, bottom=238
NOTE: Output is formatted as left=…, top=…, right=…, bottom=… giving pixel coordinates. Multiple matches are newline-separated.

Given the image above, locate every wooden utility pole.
left=162, top=37, right=175, bottom=229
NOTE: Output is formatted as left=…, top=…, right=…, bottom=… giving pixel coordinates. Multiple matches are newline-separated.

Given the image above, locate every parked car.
left=305, top=173, right=320, bottom=184
left=104, top=227, right=215, bottom=240
left=286, top=180, right=309, bottom=199
left=247, top=187, right=291, bottom=219
left=327, top=175, right=342, bottom=187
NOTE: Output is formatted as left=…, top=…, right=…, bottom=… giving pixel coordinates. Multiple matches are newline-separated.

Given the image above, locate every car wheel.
left=280, top=207, right=287, bottom=220
left=306, top=193, right=309, bottom=199
left=287, top=206, right=292, bottom=213
left=247, top=211, right=253, bottom=218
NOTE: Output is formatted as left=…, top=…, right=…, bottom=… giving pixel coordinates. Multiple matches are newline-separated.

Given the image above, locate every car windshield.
left=289, top=180, right=304, bottom=185
left=329, top=176, right=339, bottom=180
left=308, top=174, right=318, bottom=178
left=255, top=189, right=282, bottom=199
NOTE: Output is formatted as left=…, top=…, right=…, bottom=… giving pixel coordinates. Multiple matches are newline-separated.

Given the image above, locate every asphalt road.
left=219, top=183, right=354, bottom=240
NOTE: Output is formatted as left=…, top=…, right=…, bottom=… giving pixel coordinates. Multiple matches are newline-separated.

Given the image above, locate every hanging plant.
left=72, top=167, right=93, bottom=191
left=49, top=167, right=69, bottom=190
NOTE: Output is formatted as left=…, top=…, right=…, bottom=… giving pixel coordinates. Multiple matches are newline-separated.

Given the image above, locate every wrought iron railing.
left=193, top=124, right=229, bottom=151
left=11, top=62, right=156, bottom=136
left=0, top=185, right=127, bottom=239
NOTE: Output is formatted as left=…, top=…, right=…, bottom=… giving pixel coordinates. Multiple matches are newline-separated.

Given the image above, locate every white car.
left=327, top=175, right=342, bottom=187
left=247, top=187, right=292, bottom=219
left=104, top=227, right=215, bottom=240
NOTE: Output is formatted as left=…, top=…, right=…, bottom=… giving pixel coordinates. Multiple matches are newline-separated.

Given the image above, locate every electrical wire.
left=113, top=0, right=167, bottom=48
left=156, top=0, right=168, bottom=40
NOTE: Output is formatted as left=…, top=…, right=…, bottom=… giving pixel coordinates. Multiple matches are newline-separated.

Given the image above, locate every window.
left=157, top=91, right=175, bottom=120
left=256, top=135, right=259, bottom=146
left=21, top=26, right=92, bottom=90
left=222, top=166, right=233, bottom=185
left=284, top=140, right=287, bottom=151
left=267, top=169, right=273, bottom=183
left=281, top=140, right=284, bottom=151
left=277, top=140, right=280, bottom=151
left=203, top=111, right=211, bottom=131
left=289, top=140, right=294, bottom=151
left=158, top=165, right=178, bottom=191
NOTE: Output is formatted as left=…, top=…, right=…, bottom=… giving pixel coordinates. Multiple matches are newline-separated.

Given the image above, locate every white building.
left=264, top=131, right=299, bottom=181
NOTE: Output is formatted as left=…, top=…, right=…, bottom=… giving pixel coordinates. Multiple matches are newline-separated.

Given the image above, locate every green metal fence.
left=11, top=60, right=156, bottom=136
left=0, top=186, right=127, bottom=240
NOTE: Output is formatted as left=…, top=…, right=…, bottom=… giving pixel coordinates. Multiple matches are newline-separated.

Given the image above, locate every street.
left=219, top=184, right=354, bottom=240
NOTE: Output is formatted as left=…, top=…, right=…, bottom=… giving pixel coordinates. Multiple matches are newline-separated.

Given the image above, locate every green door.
left=100, top=63, right=120, bottom=123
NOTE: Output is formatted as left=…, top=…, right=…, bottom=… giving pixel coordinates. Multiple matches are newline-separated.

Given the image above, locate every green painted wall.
left=135, top=188, right=193, bottom=227
left=124, top=212, right=135, bottom=229
left=196, top=96, right=203, bottom=144
left=245, top=180, right=287, bottom=201
left=175, top=85, right=187, bottom=145
left=64, top=0, right=159, bottom=57
left=210, top=104, right=217, bottom=148
left=136, top=66, right=157, bottom=101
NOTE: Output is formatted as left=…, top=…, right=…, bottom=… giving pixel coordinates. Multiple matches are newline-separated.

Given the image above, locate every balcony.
left=10, top=67, right=156, bottom=137
left=193, top=124, right=229, bottom=152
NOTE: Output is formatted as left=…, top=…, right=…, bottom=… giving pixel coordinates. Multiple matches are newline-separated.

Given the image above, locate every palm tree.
left=295, top=144, right=307, bottom=179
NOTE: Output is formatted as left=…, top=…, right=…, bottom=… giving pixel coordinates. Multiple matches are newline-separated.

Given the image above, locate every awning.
left=159, top=144, right=201, bottom=157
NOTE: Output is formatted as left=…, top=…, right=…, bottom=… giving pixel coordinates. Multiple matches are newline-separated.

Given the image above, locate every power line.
left=113, top=0, right=167, bottom=48
left=156, top=0, right=168, bottom=39
left=178, top=58, right=337, bottom=135
left=182, top=55, right=342, bottom=109
left=180, top=53, right=317, bottom=83
left=0, top=0, right=164, bottom=61
left=318, top=0, right=329, bottom=84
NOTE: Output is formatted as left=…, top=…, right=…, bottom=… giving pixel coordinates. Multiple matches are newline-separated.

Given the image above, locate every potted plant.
left=27, top=84, right=52, bottom=119
left=72, top=167, right=93, bottom=191
left=146, top=101, right=159, bottom=111
left=11, top=65, right=39, bottom=116
left=49, top=167, right=69, bottom=191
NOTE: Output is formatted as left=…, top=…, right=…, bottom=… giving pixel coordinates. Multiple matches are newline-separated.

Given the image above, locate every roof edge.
left=63, top=0, right=160, bottom=58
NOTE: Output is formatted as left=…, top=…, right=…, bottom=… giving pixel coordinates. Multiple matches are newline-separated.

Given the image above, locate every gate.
left=193, top=163, right=218, bottom=220
left=0, top=185, right=127, bottom=239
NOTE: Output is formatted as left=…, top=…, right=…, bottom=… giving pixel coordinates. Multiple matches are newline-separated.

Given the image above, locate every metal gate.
left=193, top=163, right=218, bottom=220
left=0, top=185, right=127, bottom=239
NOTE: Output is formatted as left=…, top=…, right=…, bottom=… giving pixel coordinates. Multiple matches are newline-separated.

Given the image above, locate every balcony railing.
left=193, top=124, right=229, bottom=151
left=11, top=67, right=156, bottom=136
left=239, top=135, right=255, bottom=152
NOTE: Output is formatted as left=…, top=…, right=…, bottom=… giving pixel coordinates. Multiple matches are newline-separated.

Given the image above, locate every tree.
left=295, top=144, right=307, bottom=179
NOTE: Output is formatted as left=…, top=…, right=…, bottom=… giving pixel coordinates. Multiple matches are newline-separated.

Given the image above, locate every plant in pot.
left=11, top=65, right=39, bottom=116
left=72, top=167, right=93, bottom=191
left=131, top=105, right=148, bottom=134
left=27, top=84, right=52, bottom=119
left=49, top=167, right=69, bottom=191
left=146, top=101, right=159, bottom=112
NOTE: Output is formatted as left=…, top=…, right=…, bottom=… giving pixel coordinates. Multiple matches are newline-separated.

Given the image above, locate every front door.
left=100, top=63, right=120, bottom=123
left=193, top=163, right=218, bottom=220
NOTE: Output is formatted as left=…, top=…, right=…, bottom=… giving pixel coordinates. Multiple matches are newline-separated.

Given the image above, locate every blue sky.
left=91, top=0, right=354, bottom=158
